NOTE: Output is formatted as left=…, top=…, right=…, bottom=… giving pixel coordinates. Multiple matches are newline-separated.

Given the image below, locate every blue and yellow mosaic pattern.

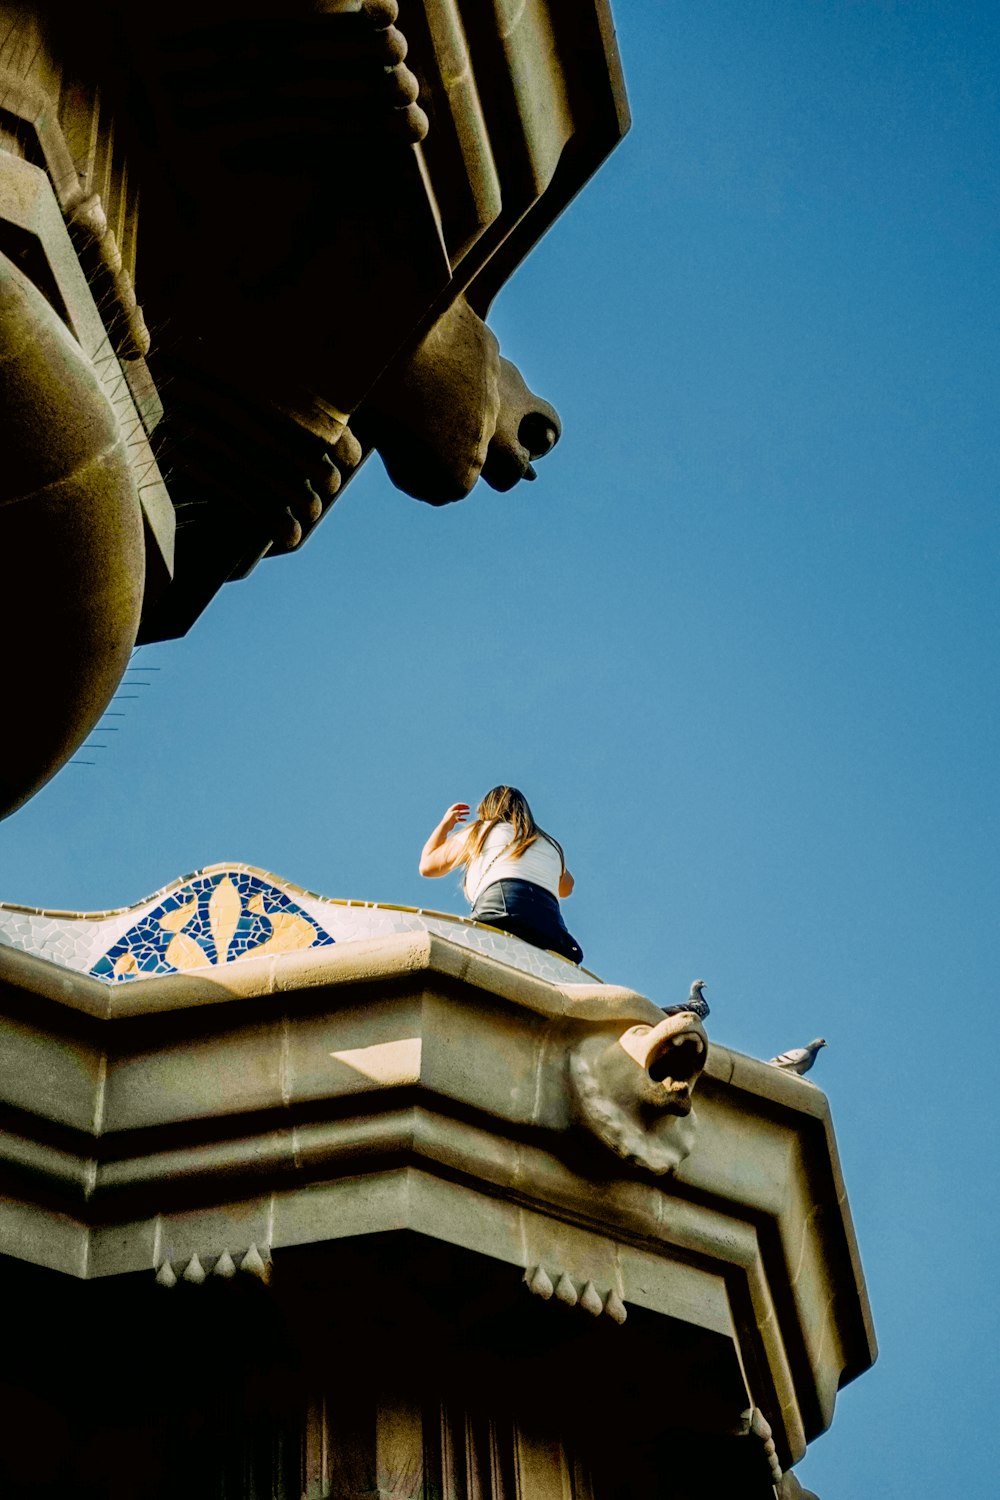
left=0, top=862, right=599, bottom=987
left=90, top=870, right=333, bottom=983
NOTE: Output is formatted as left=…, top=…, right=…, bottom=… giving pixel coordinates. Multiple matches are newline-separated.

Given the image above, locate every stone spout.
left=615, top=1010, right=709, bottom=1118
left=480, top=355, right=562, bottom=492
left=568, top=1010, right=709, bottom=1176
left=0, top=251, right=144, bottom=819
left=362, top=295, right=561, bottom=504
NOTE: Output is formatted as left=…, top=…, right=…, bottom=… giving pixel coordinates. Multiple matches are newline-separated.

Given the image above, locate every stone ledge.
left=0, top=929, right=876, bottom=1466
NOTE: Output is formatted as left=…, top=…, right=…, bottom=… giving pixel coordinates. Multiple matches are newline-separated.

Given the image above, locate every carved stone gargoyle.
left=0, top=2, right=629, bottom=819
left=568, top=1009, right=708, bottom=1175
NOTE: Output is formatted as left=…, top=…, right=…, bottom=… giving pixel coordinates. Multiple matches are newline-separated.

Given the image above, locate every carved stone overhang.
left=0, top=929, right=876, bottom=1474
left=0, top=127, right=174, bottom=817
left=0, top=3, right=630, bottom=633
left=0, top=3, right=629, bottom=817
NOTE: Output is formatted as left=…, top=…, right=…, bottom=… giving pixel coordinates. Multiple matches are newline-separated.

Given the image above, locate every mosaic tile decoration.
left=90, top=870, right=334, bottom=983
left=0, top=864, right=601, bottom=989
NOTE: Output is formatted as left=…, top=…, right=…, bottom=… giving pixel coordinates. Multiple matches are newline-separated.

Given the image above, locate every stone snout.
left=569, top=1012, right=708, bottom=1176
left=362, top=294, right=561, bottom=504
left=615, top=1013, right=707, bottom=1117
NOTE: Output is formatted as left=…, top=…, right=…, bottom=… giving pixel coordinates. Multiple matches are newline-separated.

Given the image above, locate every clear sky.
left=2, top=2, right=998, bottom=1493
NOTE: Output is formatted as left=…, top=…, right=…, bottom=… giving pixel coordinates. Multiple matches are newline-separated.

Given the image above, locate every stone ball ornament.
left=0, top=249, right=145, bottom=818
left=569, top=1009, right=709, bottom=1175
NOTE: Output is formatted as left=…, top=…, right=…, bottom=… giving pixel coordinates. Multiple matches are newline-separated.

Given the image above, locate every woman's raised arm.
left=418, top=803, right=470, bottom=877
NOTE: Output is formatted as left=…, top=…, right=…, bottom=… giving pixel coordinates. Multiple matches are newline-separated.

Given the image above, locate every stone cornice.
left=0, top=931, right=875, bottom=1469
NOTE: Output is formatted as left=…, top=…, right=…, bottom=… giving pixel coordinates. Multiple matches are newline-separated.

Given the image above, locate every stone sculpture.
left=363, top=294, right=562, bottom=503
left=0, top=906, right=874, bottom=1496
left=569, top=1008, right=708, bottom=1174
left=0, top=0, right=629, bottom=817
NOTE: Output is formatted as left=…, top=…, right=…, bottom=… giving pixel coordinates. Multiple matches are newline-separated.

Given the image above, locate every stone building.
left=0, top=0, right=628, bottom=817
left=0, top=865, right=876, bottom=1498
left=0, top=5, right=875, bottom=1493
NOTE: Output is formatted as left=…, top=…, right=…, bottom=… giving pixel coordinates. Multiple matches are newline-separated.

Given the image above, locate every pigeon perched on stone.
left=662, top=979, right=710, bottom=1021
left=766, top=1038, right=826, bottom=1075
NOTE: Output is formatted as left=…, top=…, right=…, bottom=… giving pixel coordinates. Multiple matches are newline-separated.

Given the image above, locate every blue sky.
left=3, top=2, right=998, bottom=1492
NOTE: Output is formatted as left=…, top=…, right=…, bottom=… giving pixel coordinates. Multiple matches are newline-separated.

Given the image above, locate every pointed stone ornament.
left=155, top=1260, right=177, bottom=1288
left=554, top=1273, right=578, bottom=1306
left=748, top=1408, right=772, bottom=1442
left=212, top=1249, right=237, bottom=1279
left=239, top=1243, right=270, bottom=1280
left=603, top=1289, right=628, bottom=1325
left=526, top=1265, right=553, bottom=1300
left=182, top=1253, right=206, bottom=1284
left=579, top=1280, right=603, bottom=1316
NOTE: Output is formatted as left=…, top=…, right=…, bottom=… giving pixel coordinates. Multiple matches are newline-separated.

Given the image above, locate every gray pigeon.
left=766, top=1038, right=826, bottom=1075
left=662, top=979, right=710, bottom=1021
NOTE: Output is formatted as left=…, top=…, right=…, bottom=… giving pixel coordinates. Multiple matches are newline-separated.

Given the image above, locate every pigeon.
left=766, top=1038, right=826, bottom=1075
left=662, top=979, right=710, bottom=1021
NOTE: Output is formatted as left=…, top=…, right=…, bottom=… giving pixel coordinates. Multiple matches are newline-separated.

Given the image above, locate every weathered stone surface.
left=0, top=247, right=144, bottom=817
left=0, top=3, right=630, bottom=649
left=569, top=1009, right=707, bottom=1174
left=0, top=925, right=875, bottom=1471
left=0, top=141, right=180, bottom=819
left=0, top=2, right=629, bottom=818
left=0, top=148, right=173, bottom=596
left=363, top=295, right=563, bottom=503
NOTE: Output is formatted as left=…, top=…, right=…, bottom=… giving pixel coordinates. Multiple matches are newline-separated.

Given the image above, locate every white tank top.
left=462, top=823, right=563, bottom=904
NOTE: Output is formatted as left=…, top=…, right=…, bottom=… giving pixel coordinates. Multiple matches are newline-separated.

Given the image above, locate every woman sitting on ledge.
left=419, top=785, right=583, bottom=965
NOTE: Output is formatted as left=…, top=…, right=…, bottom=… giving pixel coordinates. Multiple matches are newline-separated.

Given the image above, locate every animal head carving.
left=363, top=296, right=561, bottom=503
left=569, top=1011, right=708, bottom=1175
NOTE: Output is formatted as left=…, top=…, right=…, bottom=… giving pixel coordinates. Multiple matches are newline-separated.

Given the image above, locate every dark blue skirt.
left=470, top=879, right=583, bottom=965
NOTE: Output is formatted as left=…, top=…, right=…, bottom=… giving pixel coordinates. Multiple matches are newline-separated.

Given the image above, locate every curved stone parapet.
left=0, top=862, right=601, bottom=987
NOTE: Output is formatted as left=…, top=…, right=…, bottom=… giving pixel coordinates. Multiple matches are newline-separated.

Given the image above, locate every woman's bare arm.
left=559, top=867, right=575, bottom=898
left=419, top=803, right=470, bottom=877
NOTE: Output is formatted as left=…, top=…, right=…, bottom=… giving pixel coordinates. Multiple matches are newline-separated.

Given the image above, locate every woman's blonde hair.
left=459, top=786, right=565, bottom=871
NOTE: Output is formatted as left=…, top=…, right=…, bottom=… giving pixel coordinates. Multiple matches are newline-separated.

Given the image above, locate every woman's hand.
left=419, top=802, right=471, bottom=877
left=441, top=802, right=470, bottom=833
